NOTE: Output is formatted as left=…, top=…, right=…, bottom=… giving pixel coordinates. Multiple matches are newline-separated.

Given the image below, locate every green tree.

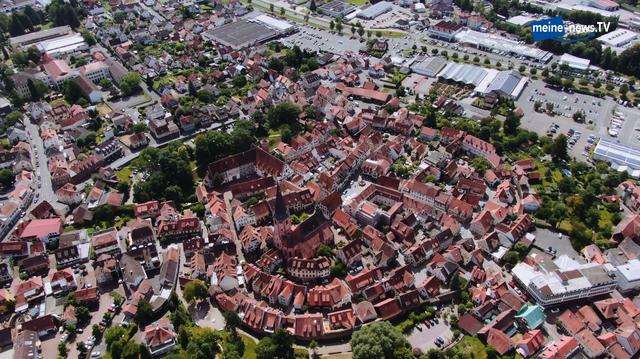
left=104, top=326, right=127, bottom=347
left=186, top=327, right=222, bottom=359
left=92, top=324, right=102, bottom=339
left=222, top=310, right=242, bottom=334
left=266, top=102, right=301, bottom=129
left=502, top=251, right=519, bottom=266
left=256, top=329, right=294, bottom=359
left=550, top=134, right=569, bottom=163
left=120, top=72, right=142, bottom=95
left=133, top=122, right=148, bottom=133
left=472, top=157, right=491, bottom=175
left=351, top=321, right=411, bottom=359
left=0, top=169, right=14, bottom=188
left=63, top=79, right=86, bottom=104
left=47, top=0, right=80, bottom=28
left=183, top=279, right=208, bottom=303
left=503, top=112, right=520, bottom=135
left=80, top=29, right=96, bottom=45
left=135, top=299, right=153, bottom=325
left=27, top=79, right=48, bottom=100
left=58, top=342, right=68, bottom=357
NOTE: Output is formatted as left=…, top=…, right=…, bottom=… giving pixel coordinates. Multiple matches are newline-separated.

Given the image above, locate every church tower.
left=273, top=184, right=291, bottom=248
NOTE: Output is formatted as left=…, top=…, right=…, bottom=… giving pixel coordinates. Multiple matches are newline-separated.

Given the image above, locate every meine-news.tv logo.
left=530, top=16, right=613, bottom=42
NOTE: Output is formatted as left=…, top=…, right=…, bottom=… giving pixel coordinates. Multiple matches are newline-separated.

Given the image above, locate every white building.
left=79, top=61, right=111, bottom=83
left=357, top=1, right=393, bottom=19
left=593, top=139, right=640, bottom=178
left=597, top=29, right=640, bottom=52
left=605, top=259, right=640, bottom=293
left=512, top=253, right=617, bottom=307
left=455, top=29, right=553, bottom=63
left=559, top=53, right=591, bottom=72
left=36, top=33, right=87, bottom=57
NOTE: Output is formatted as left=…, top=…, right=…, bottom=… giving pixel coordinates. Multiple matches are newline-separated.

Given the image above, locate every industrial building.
left=357, top=1, right=393, bottom=19
left=437, top=62, right=528, bottom=99
left=410, top=56, right=447, bottom=77
left=558, top=53, right=591, bottom=72
left=9, top=25, right=74, bottom=49
left=455, top=29, right=553, bottom=63
left=597, top=29, right=639, bottom=52
left=254, top=14, right=294, bottom=33
left=318, top=0, right=356, bottom=18
left=506, top=15, right=538, bottom=27
left=593, top=139, right=640, bottom=178
left=35, top=33, right=88, bottom=57
left=203, top=19, right=282, bottom=50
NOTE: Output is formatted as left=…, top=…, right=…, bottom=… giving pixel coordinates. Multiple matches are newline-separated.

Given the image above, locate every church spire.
left=274, top=184, right=288, bottom=222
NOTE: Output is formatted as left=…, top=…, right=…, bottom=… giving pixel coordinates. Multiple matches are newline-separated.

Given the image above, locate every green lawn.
left=559, top=219, right=573, bottom=234
left=268, top=129, right=282, bottom=148
left=451, top=336, right=487, bottom=359
left=116, top=167, right=132, bottom=182
left=294, top=348, right=309, bottom=358
left=241, top=334, right=257, bottom=359
left=239, top=334, right=307, bottom=359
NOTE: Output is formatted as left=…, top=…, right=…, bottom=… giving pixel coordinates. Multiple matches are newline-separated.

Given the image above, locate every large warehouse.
left=455, top=29, right=553, bottom=63
left=357, top=1, right=393, bottom=19
left=597, top=29, right=639, bottom=52
left=410, top=56, right=448, bottom=77
left=437, top=62, right=528, bottom=99
left=593, top=139, right=640, bottom=178
left=203, top=19, right=282, bottom=50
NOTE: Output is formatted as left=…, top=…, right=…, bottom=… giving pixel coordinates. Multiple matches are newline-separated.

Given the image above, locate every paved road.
left=25, top=120, right=58, bottom=210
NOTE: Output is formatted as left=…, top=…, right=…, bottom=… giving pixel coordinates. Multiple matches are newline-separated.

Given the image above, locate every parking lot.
left=280, top=25, right=365, bottom=55
left=407, top=315, right=454, bottom=353
left=516, top=79, right=640, bottom=159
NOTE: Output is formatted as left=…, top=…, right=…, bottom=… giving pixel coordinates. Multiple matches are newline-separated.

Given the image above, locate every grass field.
left=241, top=334, right=258, bottom=359
left=116, top=167, right=132, bottom=184
left=96, top=103, right=112, bottom=117
left=452, top=336, right=488, bottom=359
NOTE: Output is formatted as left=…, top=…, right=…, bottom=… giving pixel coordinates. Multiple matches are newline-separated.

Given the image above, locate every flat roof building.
left=410, top=56, right=447, bottom=77
left=558, top=53, right=591, bottom=71
left=203, top=20, right=281, bottom=50
left=506, top=15, right=537, bottom=27
left=36, top=33, right=88, bottom=57
left=605, top=259, right=640, bottom=294
left=455, top=29, right=553, bottom=63
left=254, top=14, right=294, bottom=33
left=512, top=252, right=616, bottom=307
left=10, top=25, right=73, bottom=48
left=593, top=139, right=640, bottom=177
left=357, top=1, right=393, bottom=19
left=597, top=29, right=639, bottom=52
left=319, top=0, right=356, bottom=18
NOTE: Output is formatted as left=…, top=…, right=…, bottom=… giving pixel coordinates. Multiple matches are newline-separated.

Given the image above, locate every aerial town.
left=1, top=0, right=640, bottom=357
